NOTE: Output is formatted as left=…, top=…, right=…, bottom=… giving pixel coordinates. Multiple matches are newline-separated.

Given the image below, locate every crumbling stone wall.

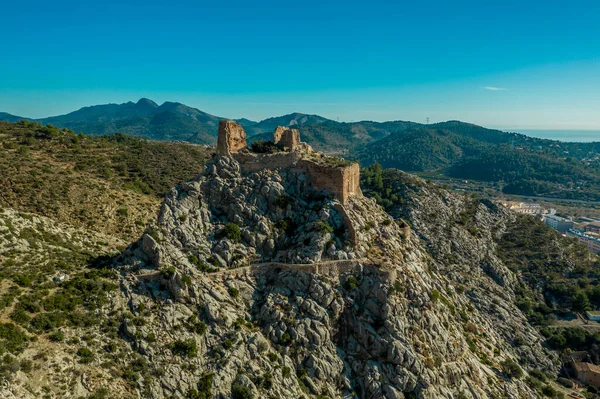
left=217, top=120, right=247, bottom=155
left=298, top=160, right=362, bottom=204
left=273, top=126, right=300, bottom=151
left=206, top=259, right=396, bottom=282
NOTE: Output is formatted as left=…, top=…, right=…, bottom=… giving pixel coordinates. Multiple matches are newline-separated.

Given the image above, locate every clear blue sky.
left=1, top=0, right=599, bottom=129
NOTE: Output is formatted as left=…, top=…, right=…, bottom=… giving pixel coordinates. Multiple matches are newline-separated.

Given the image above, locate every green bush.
left=218, top=223, right=241, bottom=242
left=541, top=384, right=557, bottom=397
left=231, top=384, right=254, bottom=399
left=316, top=221, right=334, bottom=235
left=501, top=358, right=523, bottom=379
left=228, top=287, right=240, bottom=298
left=280, top=332, right=293, bottom=346
left=251, top=140, right=278, bottom=154
left=0, top=323, right=29, bottom=354
left=77, top=347, right=94, bottom=363
left=161, top=266, right=177, bottom=279
left=187, top=373, right=214, bottom=399
left=557, top=377, right=573, bottom=388
left=181, top=274, right=193, bottom=287
left=48, top=331, right=65, bottom=342
left=274, top=195, right=293, bottom=208
left=529, top=369, right=546, bottom=382
left=170, top=339, right=198, bottom=357
left=344, top=276, right=359, bottom=291
left=9, top=308, right=31, bottom=325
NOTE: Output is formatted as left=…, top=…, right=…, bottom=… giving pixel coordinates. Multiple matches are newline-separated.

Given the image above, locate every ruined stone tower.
left=217, top=120, right=247, bottom=155
left=273, top=126, right=301, bottom=151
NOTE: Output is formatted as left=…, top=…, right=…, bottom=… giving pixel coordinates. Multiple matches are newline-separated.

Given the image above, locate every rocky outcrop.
left=92, top=155, right=557, bottom=399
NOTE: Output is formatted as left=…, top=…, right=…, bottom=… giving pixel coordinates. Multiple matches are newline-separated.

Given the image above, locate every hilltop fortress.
left=216, top=119, right=362, bottom=205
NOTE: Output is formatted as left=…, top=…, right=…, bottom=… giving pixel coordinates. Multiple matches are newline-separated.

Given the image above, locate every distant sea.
left=509, top=129, right=600, bottom=143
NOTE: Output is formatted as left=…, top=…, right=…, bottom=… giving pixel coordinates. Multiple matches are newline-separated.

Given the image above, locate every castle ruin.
left=216, top=120, right=363, bottom=247
left=216, top=120, right=362, bottom=205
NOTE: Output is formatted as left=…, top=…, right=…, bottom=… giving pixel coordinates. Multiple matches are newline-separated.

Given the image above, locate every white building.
left=544, top=215, right=574, bottom=233
left=567, top=229, right=600, bottom=254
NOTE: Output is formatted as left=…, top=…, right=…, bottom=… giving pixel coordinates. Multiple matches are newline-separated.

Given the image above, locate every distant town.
left=501, top=200, right=600, bottom=255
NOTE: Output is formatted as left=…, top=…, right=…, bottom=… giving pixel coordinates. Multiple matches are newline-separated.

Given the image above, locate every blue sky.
left=1, top=0, right=600, bottom=129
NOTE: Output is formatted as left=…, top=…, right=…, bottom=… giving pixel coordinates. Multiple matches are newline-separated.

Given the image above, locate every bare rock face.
left=217, top=120, right=247, bottom=155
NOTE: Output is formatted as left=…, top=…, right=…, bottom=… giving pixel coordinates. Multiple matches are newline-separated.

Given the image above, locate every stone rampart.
left=206, top=258, right=396, bottom=282
left=298, top=160, right=361, bottom=204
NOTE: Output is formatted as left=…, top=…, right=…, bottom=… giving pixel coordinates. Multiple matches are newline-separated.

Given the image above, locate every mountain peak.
left=137, top=98, right=158, bottom=107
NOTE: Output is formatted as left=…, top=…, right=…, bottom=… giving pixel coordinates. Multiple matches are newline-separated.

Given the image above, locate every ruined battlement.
left=298, top=160, right=362, bottom=205
left=216, top=120, right=362, bottom=205
left=273, top=126, right=300, bottom=151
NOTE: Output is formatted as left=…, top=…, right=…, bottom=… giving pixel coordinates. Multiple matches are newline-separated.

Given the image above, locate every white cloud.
left=482, top=86, right=508, bottom=91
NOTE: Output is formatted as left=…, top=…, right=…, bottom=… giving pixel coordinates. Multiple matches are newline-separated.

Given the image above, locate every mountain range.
left=3, top=98, right=600, bottom=200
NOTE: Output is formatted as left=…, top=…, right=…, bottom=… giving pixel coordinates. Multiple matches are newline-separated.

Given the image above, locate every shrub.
left=529, top=369, right=546, bottom=382
left=430, top=289, right=440, bottom=302
left=170, top=339, right=198, bottom=357
left=251, top=140, right=278, bottom=154
left=280, top=332, right=293, bottom=346
left=0, top=323, right=29, bottom=354
left=187, top=373, right=214, bottom=399
left=315, top=220, right=334, bottom=235
left=231, top=384, right=254, bottom=399
left=161, top=266, right=177, bottom=279
left=557, top=377, right=573, bottom=388
left=274, top=195, right=293, bottom=208
left=77, top=347, right=94, bottom=363
left=9, top=308, right=30, bottom=325
left=188, top=254, right=217, bottom=273
left=222, top=339, right=233, bottom=350
left=282, top=366, right=291, bottom=378
left=181, top=274, right=193, bottom=287
left=344, top=276, right=359, bottom=291
left=48, top=331, right=65, bottom=342
left=30, top=312, right=65, bottom=332
left=541, top=384, right=557, bottom=397
left=501, top=358, right=523, bottom=379
left=219, top=223, right=241, bottom=243
left=228, top=287, right=240, bottom=298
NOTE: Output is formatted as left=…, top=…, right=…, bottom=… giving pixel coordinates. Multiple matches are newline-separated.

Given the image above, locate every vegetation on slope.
left=356, top=122, right=600, bottom=200
left=361, top=163, right=600, bottom=375
left=0, top=121, right=212, bottom=239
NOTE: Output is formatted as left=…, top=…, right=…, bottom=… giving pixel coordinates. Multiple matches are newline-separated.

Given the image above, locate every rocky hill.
left=0, top=120, right=593, bottom=399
